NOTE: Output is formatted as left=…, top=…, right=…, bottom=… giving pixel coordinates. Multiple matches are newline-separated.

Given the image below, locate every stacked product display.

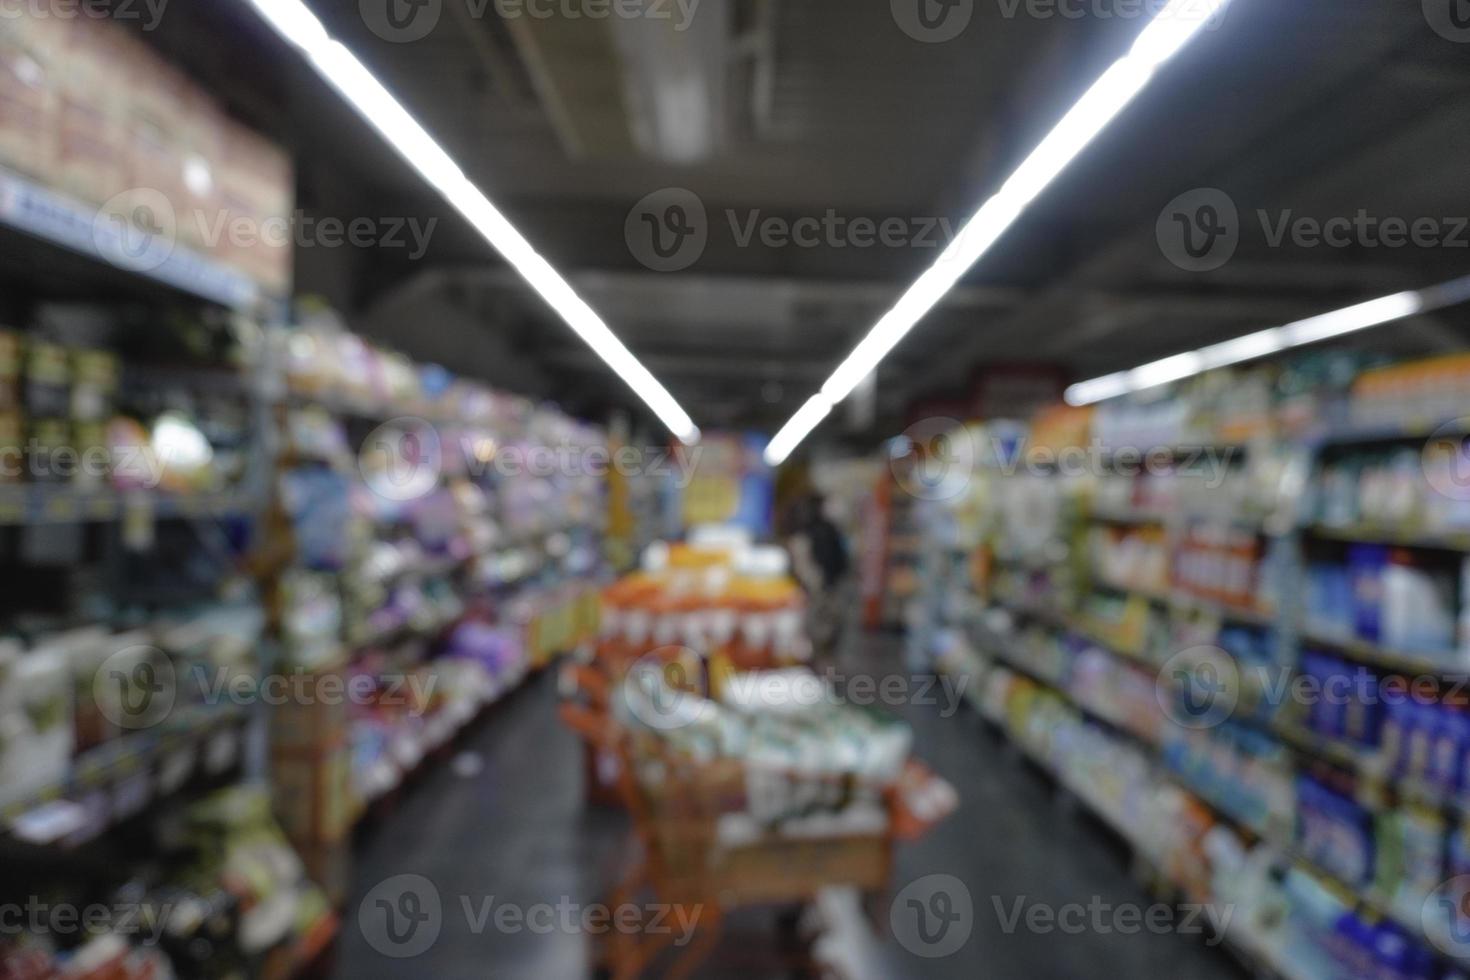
left=596, top=537, right=808, bottom=679
left=2, top=785, right=336, bottom=980
left=0, top=309, right=612, bottom=972
left=0, top=1, right=615, bottom=937
left=577, top=536, right=808, bottom=803
left=262, top=310, right=608, bottom=898
left=0, top=6, right=293, bottom=299
left=916, top=351, right=1470, bottom=979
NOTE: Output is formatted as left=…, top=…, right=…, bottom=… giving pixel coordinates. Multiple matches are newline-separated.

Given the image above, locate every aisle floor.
left=336, top=633, right=1246, bottom=979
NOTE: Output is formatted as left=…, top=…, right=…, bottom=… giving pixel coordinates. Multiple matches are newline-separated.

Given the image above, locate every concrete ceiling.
left=150, top=0, right=1470, bottom=445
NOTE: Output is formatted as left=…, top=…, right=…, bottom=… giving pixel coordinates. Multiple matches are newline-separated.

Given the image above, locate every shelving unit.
left=911, top=371, right=1470, bottom=978
left=0, top=166, right=261, bottom=311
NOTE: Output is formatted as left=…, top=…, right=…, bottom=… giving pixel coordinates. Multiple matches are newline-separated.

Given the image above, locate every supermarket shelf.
left=985, top=643, right=1158, bottom=750
left=1088, top=508, right=1168, bottom=526
left=1092, top=577, right=1173, bottom=606
left=1281, top=845, right=1457, bottom=970
left=0, top=166, right=259, bottom=310
left=1273, top=721, right=1470, bottom=816
left=974, top=706, right=1300, bottom=980
left=283, top=389, right=460, bottom=426
left=1166, top=590, right=1277, bottom=628
left=1313, top=418, right=1470, bottom=448
left=1296, top=626, right=1470, bottom=679
left=985, top=601, right=1469, bottom=970
left=1191, top=795, right=1470, bottom=975
left=350, top=608, right=462, bottom=653
left=0, top=485, right=259, bottom=525
left=1, top=705, right=251, bottom=840
left=350, top=665, right=532, bottom=824
left=281, top=911, right=339, bottom=980
left=1165, top=755, right=1464, bottom=974
left=1090, top=577, right=1276, bottom=628
left=1306, top=522, right=1470, bottom=552
left=995, top=597, right=1155, bottom=668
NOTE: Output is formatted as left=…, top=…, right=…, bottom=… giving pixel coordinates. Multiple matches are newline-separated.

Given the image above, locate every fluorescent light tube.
left=1064, top=287, right=1438, bottom=407
left=773, top=0, right=1233, bottom=460
left=1280, top=291, right=1422, bottom=347
left=763, top=395, right=832, bottom=467
left=240, top=0, right=700, bottom=445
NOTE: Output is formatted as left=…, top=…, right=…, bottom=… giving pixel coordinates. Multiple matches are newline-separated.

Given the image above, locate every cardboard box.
left=220, top=120, right=294, bottom=293
left=295, top=839, right=352, bottom=908
left=270, top=683, right=349, bottom=754
left=271, top=745, right=352, bottom=845
left=53, top=14, right=132, bottom=206
left=0, top=17, right=61, bottom=180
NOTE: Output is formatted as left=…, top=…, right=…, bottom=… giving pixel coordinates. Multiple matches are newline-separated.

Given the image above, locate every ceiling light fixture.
left=762, top=0, right=1231, bottom=467
left=240, top=0, right=701, bottom=445
left=1063, top=277, right=1470, bottom=406
left=763, top=395, right=833, bottom=469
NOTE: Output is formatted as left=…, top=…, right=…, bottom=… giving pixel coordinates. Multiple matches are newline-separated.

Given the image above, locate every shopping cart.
left=558, top=661, right=954, bottom=979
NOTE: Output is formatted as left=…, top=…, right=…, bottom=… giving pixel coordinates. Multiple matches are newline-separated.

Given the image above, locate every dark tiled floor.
left=335, top=634, right=1246, bottom=979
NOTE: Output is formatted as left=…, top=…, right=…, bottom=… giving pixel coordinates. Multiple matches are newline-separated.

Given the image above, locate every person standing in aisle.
left=787, top=493, right=852, bottom=661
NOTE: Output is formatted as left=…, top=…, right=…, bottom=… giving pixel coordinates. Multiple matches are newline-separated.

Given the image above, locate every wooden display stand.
left=269, top=675, right=354, bottom=907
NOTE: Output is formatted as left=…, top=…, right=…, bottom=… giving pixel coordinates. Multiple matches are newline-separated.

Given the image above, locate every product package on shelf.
left=925, top=349, right=1470, bottom=978
left=597, top=537, right=807, bottom=683
left=0, top=7, right=294, bottom=300
left=0, top=785, right=337, bottom=980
